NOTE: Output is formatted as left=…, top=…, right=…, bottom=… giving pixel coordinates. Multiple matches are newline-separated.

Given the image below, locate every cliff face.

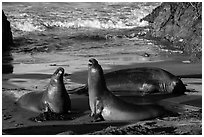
left=2, top=10, right=13, bottom=51
left=142, top=2, right=202, bottom=62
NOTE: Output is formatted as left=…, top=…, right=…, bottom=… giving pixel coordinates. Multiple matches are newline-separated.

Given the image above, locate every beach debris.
left=14, top=123, right=24, bottom=127
left=53, top=36, right=59, bottom=39
left=128, top=33, right=137, bottom=38
left=3, top=114, right=12, bottom=120
left=8, top=120, right=16, bottom=123
left=105, top=34, right=113, bottom=39
left=49, top=63, right=57, bottom=66
left=29, top=111, right=74, bottom=122
left=49, top=63, right=70, bottom=67
left=64, top=73, right=71, bottom=77
left=137, top=31, right=147, bottom=37
left=143, top=53, right=150, bottom=57
left=182, top=60, right=191, bottom=64
left=58, top=131, right=76, bottom=135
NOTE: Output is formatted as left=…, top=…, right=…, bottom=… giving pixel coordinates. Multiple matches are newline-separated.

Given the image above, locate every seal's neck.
left=47, top=75, right=65, bottom=91
left=88, top=68, right=108, bottom=95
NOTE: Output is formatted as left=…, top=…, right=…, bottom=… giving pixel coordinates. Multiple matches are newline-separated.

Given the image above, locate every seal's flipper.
left=93, top=99, right=104, bottom=122
left=67, top=85, right=88, bottom=95
left=42, top=102, right=53, bottom=113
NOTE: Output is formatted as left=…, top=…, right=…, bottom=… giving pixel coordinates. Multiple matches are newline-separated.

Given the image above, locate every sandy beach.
left=2, top=52, right=202, bottom=135
left=2, top=2, right=202, bottom=135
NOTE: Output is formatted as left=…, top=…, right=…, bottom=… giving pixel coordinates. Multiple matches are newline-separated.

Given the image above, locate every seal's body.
left=73, top=67, right=185, bottom=96
left=88, top=58, right=166, bottom=121
left=105, top=67, right=186, bottom=95
left=18, top=67, right=71, bottom=113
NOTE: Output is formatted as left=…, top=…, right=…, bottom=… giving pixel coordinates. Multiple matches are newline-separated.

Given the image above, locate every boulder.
left=142, top=2, right=202, bottom=62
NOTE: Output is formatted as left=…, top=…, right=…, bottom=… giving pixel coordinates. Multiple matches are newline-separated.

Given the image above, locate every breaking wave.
left=3, top=2, right=160, bottom=33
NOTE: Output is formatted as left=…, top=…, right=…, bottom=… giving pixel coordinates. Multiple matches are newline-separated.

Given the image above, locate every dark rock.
left=2, top=10, right=14, bottom=74
left=2, top=10, right=13, bottom=51
left=142, top=2, right=202, bottom=62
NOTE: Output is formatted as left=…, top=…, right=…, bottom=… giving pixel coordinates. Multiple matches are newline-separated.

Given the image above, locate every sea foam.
left=4, top=3, right=159, bottom=33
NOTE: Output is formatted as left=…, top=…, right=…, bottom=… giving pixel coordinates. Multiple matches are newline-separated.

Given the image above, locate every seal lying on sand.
left=88, top=58, right=166, bottom=121
left=72, top=63, right=186, bottom=96
left=17, top=67, right=71, bottom=113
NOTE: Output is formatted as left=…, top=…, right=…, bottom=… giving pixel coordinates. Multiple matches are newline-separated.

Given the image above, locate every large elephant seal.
left=17, top=67, right=71, bottom=114
left=88, top=58, right=166, bottom=121
left=72, top=64, right=186, bottom=96
left=104, top=67, right=186, bottom=95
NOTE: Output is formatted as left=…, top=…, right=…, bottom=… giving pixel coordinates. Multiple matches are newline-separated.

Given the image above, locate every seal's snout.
left=172, top=79, right=186, bottom=94
left=88, top=58, right=98, bottom=67
left=54, top=67, right=64, bottom=76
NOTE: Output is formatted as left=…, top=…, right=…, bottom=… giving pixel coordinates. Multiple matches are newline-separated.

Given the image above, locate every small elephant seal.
left=17, top=67, right=71, bottom=113
left=72, top=64, right=186, bottom=96
left=88, top=58, right=166, bottom=121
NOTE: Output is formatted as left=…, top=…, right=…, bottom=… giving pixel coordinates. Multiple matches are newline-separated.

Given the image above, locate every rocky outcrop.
left=142, top=2, right=202, bottom=62
left=2, top=10, right=13, bottom=74
left=2, top=10, right=13, bottom=51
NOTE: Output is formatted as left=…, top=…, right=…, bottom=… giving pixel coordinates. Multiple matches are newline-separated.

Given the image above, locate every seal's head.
left=49, top=67, right=65, bottom=86
left=88, top=58, right=107, bottom=92
left=53, top=67, right=64, bottom=79
left=171, top=78, right=186, bottom=94
left=88, top=58, right=99, bottom=70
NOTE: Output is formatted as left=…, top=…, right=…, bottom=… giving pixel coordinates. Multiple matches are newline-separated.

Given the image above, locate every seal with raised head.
left=17, top=67, right=71, bottom=113
left=72, top=63, right=186, bottom=96
left=88, top=58, right=166, bottom=121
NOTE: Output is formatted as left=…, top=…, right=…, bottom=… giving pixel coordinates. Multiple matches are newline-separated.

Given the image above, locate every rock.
left=49, top=63, right=57, bottom=66
left=2, top=10, right=13, bottom=51
left=2, top=10, right=14, bottom=74
left=142, top=2, right=202, bottom=62
left=143, top=53, right=150, bottom=57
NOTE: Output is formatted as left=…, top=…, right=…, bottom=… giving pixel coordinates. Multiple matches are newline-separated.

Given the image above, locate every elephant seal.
left=88, top=58, right=166, bottom=121
left=72, top=65, right=186, bottom=96
left=17, top=67, right=71, bottom=113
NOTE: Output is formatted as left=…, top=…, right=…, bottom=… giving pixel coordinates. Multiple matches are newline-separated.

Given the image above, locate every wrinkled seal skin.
left=73, top=65, right=186, bottom=96
left=105, top=67, right=186, bottom=95
left=88, top=58, right=166, bottom=121
left=17, top=67, right=71, bottom=113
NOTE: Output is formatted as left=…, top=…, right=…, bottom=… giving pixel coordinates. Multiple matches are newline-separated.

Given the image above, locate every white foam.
left=6, top=3, right=159, bottom=32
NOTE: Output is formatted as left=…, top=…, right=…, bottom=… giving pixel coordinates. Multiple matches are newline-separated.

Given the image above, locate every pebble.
left=15, top=123, right=23, bottom=127
left=53, top=36, right=59, bottom=39
left=50, top=63, right=57, bottom=66
left=182, top=60, right=191, bottom=64
left=9, top=120, right=15, bottom=123
left=3, top=114, right=12, bottom=120
left=143, top=53, right=150, bottom=57
left=64, top=73, right=71, bottom=77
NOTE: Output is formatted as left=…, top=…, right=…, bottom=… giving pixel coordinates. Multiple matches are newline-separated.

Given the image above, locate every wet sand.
left=2, top=53, right=202, bottom=135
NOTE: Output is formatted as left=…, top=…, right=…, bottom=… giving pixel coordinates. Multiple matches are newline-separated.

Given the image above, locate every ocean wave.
left=3, top=2, right=160, bottom=34
left=10, top=18, right=149, bottom=33
left=43, top=19, right=148, bottom=29
left=12, top=20, right=45, bottom=32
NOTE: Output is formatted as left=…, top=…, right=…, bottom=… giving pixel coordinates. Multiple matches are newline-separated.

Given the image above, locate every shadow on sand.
left=2, top=122, right=129, bottom=135
left=2, top=51, right=13, bottom=74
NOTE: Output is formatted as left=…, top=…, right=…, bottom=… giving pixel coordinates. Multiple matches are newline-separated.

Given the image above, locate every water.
left=3, top=2, right=159, bottom=33
left=2, top=2, right=185, bottom=74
